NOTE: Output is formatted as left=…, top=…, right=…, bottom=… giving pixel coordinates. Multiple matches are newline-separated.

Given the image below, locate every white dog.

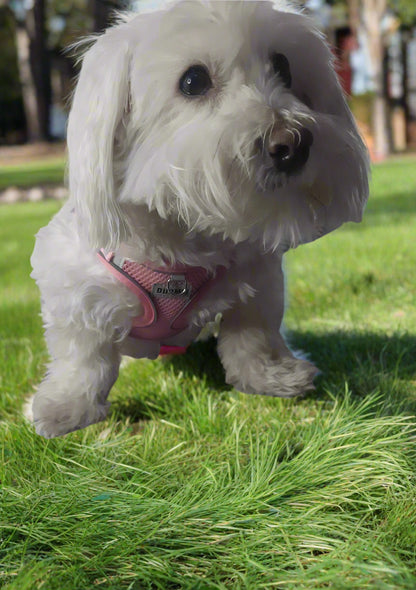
left=31, top=0, right=369, bottom=438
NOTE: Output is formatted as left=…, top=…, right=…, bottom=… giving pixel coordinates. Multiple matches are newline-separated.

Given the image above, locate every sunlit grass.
left=0, top=158, right=66, bottom=190
left=1, top=158, right=416, bottom=589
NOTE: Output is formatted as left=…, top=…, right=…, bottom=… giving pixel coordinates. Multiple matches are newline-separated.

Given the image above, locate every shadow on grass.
left=289, top=330, right=416, bottom=376
left=363, top=191, right=416, bottom=225
left=178, top=331, right=416, bottom=411
left=164, top=337, right=229, bottom=390
left=114, top=331, right=416, bottom=422
left=166, top=331, right=416, bottom=392
left=112, top=338, right=230, bottom=422
left=291, top=330, right=416, bottom=413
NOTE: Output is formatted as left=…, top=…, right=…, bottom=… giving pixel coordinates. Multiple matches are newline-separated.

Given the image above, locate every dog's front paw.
left=34, top=416, right=75, bottom=439
left=226, top=355, right=319, bottom=398
left=34, top=406, right=110, bottom=439
left=34, top=402, right=110, bottom=439
left=33, top=385, right=110, bottom=438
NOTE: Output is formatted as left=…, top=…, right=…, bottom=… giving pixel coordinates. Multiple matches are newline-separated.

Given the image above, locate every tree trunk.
left=14, top=0, right=51, bottom=142
left=27, top=0, right=51, bottom=140
left=401, top=30, right=410, bottom=146
left=91, top=0, right=124, bottom=33
left=93, top=0, right=112, bottom=32
left=15, top=23, right=40, bottom=141
left=361, top=0, right=390, bottom=159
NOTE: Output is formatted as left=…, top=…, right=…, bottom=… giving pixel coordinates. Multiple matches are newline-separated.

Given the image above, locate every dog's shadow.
left=113, top=331, right=416, bottom=422
left=112, top=338, right=230, bottom=422
left=168, top=330, right=416, bottom=392
left=290, top=330, right=416, bottom=412
left=164, top=337, right=229, bottom=390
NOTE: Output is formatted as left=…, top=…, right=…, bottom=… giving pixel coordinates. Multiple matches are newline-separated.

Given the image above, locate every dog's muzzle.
left=267, top=125, right=313, bottom=176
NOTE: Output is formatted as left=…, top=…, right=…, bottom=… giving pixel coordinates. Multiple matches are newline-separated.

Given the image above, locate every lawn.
left=1, top=158, right=416, bottom=589
left=0, top=159, right=66, bottom=191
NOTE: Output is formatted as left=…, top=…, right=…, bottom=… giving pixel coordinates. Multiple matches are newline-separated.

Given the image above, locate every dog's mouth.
left=254, top=125, right=313, bottom=190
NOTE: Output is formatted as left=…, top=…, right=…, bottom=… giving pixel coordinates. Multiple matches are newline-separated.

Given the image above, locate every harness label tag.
left=151, top=275, right=190, bottom=298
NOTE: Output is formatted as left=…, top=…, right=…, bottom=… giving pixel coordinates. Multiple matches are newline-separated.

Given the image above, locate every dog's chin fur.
left=30, top=0, right=369, bottom=438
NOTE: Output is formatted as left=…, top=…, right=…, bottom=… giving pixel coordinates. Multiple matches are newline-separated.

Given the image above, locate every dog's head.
left=67, top=0, right=369, bottom=251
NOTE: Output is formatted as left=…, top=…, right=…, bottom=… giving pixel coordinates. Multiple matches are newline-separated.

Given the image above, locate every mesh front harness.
left=98, top=250, right=225, bottom=355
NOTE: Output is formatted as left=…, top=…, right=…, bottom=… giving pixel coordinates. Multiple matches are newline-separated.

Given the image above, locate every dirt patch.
left=0, top=142, right=67, bottom=166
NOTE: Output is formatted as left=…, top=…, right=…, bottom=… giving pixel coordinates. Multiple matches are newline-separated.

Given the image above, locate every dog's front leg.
left=217, top=252, right=318, bottom=398
left=33, top=334, right=121, bottom=439
left=30, top=267, right=140, bottom=439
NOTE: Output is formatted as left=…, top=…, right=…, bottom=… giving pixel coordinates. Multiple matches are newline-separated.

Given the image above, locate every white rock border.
left=0, top=185, right=68, bottom=204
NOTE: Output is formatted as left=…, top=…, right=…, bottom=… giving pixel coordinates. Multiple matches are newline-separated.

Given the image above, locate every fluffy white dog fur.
left=31, top=0, right=369, bottom=438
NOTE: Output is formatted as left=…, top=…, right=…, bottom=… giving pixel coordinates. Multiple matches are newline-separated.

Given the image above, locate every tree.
left=9, top=0, right=127, bottom=142
left=394, top=0, right=416, bottom=27
left=11, top=0, right=51, bottom=141
left=91, top=0, right=119, bottom=32
left=28, top=0, right=51, bottom=140
left=334, top=0, right=416, bottom=157
left=0, top=2, right=26, bottom=142
left=348, top=0, right=389, bottom=158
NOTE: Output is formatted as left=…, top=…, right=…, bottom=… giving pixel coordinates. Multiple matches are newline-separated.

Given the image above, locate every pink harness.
left=98, top=250, right=225, bottom=354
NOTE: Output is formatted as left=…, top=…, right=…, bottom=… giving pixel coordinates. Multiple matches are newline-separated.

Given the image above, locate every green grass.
left=1, top=158, right=416, bottom=589
left=0, top=159, right=66, bottom=190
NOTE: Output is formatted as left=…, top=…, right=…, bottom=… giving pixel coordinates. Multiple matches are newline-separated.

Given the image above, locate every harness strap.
left=98, top=250, right=225, bottom=345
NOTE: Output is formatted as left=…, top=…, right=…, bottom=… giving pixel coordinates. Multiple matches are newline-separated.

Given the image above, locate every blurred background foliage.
left=0, top=0, right=416, bottom=158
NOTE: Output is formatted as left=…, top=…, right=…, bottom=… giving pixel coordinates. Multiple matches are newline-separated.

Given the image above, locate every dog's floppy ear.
left=297, top=24, right=371, bottom=240
left=285, top=12, right=370, bottom=242
left=261, top=7, right=370, bottom=246
left=67, top=25, right=132, bottom=250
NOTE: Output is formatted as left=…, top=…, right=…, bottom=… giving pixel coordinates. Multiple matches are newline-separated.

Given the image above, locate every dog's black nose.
left=268, top=127, right=313, bottom=175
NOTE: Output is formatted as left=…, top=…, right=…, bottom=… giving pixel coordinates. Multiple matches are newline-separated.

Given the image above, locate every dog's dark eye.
left=179, top=65, right=213, bottom=97
left=271, top=53, right=292, bottom=89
